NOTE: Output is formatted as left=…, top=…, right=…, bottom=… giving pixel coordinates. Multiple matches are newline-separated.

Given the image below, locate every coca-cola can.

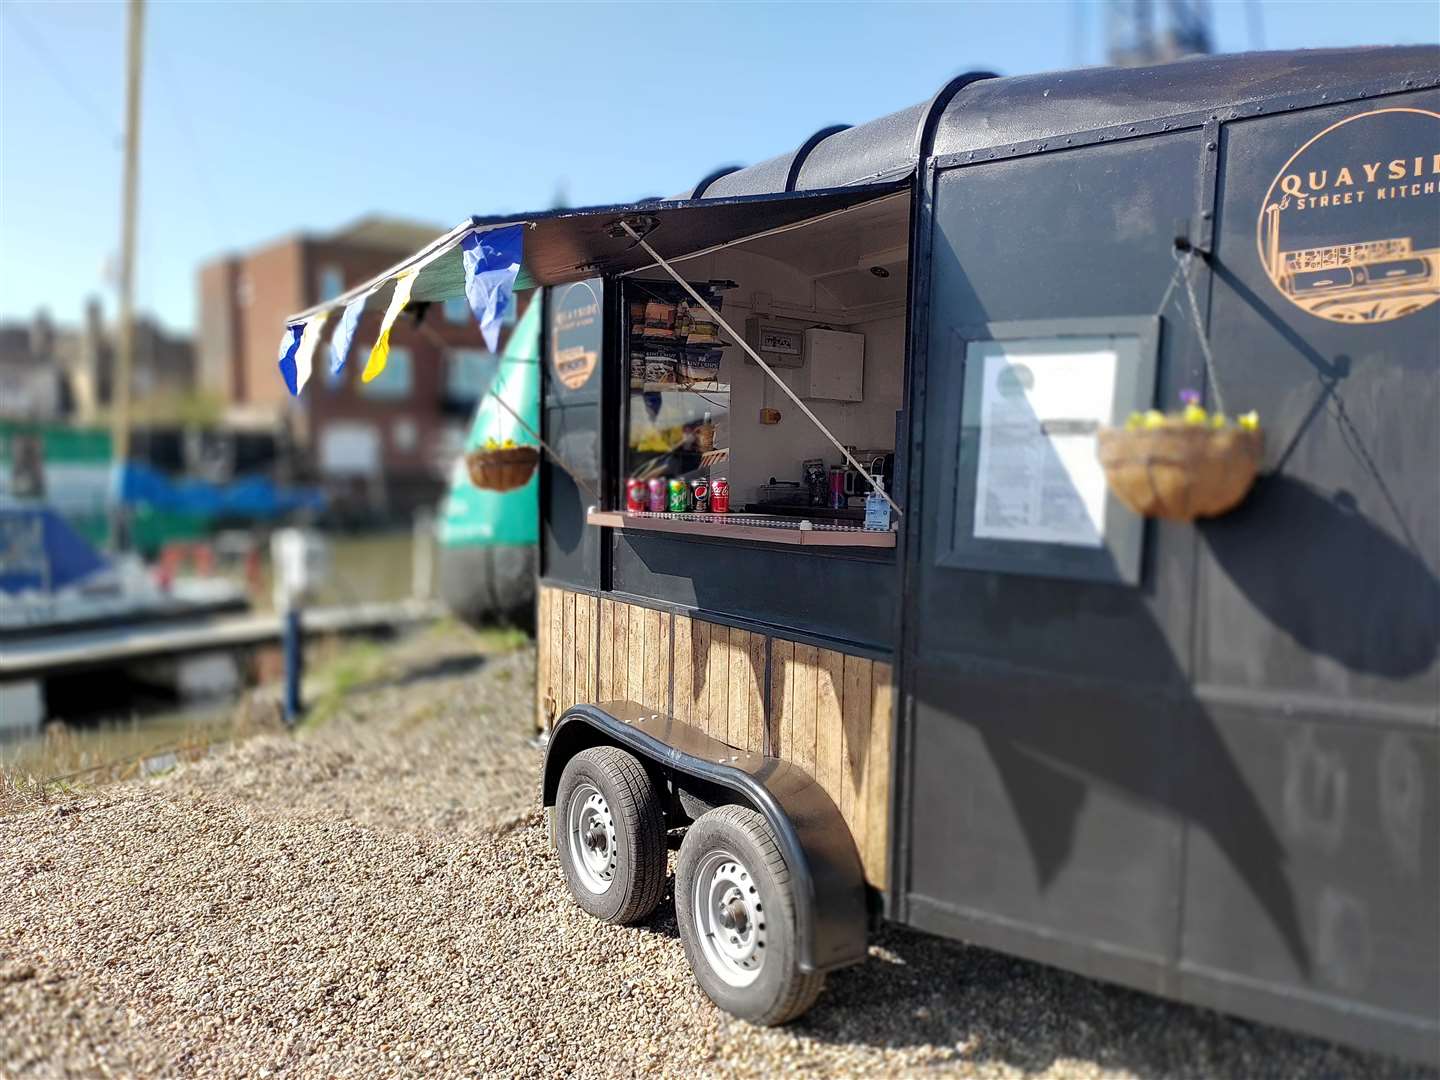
left=626, top=477, right=647, bottom=513
left=647, top=477, right=667, bottom=512
left=711, top=477, right=730, bottom=513
left=689, top=478, right=710, bottom=513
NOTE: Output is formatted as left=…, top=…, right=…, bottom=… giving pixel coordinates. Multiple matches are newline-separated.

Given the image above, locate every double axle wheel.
left=555, top=747, right=822, bottom=1026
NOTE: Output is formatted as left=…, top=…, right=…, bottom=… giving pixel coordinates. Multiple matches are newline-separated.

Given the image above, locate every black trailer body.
left=898, top=57, right=1439, bottom=1064
left=526, top=47, right=1439, bottom=1063
left=265, top=44, right=1437, bottom=1063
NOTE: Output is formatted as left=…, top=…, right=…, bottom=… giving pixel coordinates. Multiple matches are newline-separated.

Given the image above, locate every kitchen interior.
left=623, top=192, right=909, bottom=535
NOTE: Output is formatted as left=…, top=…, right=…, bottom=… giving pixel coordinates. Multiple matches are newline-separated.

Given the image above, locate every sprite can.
left=667, top=477, right=689, bottom=512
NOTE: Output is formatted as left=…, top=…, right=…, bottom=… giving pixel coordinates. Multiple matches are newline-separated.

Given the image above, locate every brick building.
left=198, top=216, right=522, bottom=517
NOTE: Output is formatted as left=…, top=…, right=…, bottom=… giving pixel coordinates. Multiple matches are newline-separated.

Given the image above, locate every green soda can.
left=667, top=477, right=689, bottom=512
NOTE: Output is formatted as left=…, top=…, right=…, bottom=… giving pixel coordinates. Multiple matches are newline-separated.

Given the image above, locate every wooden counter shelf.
left=586, top=509, right=897, bottom=548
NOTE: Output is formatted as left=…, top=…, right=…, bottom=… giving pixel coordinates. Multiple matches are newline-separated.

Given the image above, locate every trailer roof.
left=678, top=45, right=1439, bottom=200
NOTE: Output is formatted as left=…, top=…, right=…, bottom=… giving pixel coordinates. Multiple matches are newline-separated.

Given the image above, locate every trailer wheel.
left=555, top=746, right=667, bottom=925
left=675, top=805, right=824, bottom=1026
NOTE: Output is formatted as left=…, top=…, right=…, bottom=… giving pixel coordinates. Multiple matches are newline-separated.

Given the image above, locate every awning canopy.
left=283, top=181, right=908, bottom=326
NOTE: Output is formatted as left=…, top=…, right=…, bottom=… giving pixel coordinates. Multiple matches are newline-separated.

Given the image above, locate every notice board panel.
left=937, top=316, right=1159, bottom=586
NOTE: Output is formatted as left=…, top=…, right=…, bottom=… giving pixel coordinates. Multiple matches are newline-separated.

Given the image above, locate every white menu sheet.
left=970, top=345, right=1117, bottom=548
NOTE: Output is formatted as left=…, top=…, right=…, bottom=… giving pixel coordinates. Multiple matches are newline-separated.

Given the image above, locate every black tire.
left=554, top=746, right=667, bottom=925
left=675, top=805, right=824, bottom=1026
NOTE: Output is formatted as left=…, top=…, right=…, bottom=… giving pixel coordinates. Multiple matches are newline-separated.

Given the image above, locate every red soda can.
left=711, top=477, right=730, bottom=513
left=626, top=477, right=647, bottom=513
left=647, top=477, right=667, bottom=512
left=689, top=478, right=710, bottom=513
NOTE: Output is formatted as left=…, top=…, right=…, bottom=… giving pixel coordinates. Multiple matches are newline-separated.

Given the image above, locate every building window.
left=319, top=422, right=380, bottom=475
left=443, top=295, right=469, bottom=324
left=356, top=346, right=412, bottom=399
left=446, top=348, right=496, bottom=403
left=392, top=418, right=417, bottom=452
left=318, top=264, right=344, bottom=302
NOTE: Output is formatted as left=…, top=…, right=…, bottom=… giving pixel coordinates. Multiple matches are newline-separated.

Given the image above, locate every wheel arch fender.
left=542, top=703, right=869, bottom=973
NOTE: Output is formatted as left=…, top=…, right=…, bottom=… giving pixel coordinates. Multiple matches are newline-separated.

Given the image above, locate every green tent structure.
left=435, top=298, right=540, bottom=627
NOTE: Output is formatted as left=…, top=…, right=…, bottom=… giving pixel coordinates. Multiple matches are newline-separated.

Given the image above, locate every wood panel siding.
left=536, top=586, right=893, bottom=888
left=597, top=598, right=614, bottom=701
left=536, top=587, right=553, bottom=731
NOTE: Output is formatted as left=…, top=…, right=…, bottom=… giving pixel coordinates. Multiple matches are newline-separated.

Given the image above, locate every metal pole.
left=282, top=607, right=303, bottom=725
left=111, top=0, right=145, bottom=548
left=412, top=508, right=435, bottom=601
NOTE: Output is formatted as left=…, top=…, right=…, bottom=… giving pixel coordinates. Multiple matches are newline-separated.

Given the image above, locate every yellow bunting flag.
left=362, top=271, right=416, bottom=383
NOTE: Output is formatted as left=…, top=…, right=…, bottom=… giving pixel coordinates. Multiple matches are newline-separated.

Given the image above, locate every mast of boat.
left=110, top=0, right=145, bottom=548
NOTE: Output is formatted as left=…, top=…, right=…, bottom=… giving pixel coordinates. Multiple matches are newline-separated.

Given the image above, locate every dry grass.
left=0, top=769, right=49, bottom=816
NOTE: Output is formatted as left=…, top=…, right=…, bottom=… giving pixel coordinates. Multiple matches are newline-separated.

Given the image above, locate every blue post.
left=283, top=606, right=303, bottom=725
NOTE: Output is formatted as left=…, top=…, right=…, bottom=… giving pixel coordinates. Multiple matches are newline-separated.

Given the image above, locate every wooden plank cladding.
left=535, top=584, right=892, bottom=888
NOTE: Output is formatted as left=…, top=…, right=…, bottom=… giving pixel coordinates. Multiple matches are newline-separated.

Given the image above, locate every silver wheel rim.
left=692, top=848, right=766, bottom=988
left=566, top=782, right=617, bottom=895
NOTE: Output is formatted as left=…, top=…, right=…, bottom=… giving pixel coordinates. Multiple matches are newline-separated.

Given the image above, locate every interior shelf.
left=587, top=509, right=896, bottom=548
left=629, top=380, right=730, bottom=393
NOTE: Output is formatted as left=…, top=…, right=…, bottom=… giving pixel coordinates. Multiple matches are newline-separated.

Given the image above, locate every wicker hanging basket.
left=464, top=445, right=539, bottom=492
left=1097, top=425, right=1263, bottom=521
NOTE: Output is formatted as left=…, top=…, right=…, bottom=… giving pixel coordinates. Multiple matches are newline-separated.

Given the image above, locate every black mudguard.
left=542, top=701, right=869, bottom=974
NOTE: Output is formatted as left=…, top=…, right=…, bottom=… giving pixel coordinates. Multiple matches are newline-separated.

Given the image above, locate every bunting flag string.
left=362, top=271, right=417, bottom=384
left=275, top=221, right=526, bottom=396
left=461, top=225, right=524, bottom=352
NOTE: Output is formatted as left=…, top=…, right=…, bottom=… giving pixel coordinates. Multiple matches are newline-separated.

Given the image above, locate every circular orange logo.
left=1256, top=107, right=1440, bottom=324
left=550, top=281, right=601, bottom=390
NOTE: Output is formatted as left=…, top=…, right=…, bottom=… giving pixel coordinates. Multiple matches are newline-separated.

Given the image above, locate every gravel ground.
left=2, top=625, right=1434, bottom=1079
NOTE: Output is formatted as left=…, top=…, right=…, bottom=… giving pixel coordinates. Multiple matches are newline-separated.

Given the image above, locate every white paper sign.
left=971, top=345, right=1117, bottom=548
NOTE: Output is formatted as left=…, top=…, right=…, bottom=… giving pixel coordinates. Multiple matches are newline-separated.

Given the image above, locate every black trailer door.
left=901, top=99, right=1439, bottom=1062
left=900, top=130, right=1211, bottom=994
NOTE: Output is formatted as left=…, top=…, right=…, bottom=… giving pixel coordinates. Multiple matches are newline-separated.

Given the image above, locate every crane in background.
left=1105, top=0, right=1214, bottom=66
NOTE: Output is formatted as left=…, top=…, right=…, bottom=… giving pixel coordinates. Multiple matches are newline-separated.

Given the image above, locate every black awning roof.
left=480, top=182, right=909, bottom=291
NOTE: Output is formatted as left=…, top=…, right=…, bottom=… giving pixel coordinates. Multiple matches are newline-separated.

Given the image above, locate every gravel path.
left=2, top=627, right=1433, bottom=1079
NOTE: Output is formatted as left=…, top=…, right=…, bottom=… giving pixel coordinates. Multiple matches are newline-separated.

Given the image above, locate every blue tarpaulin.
left=118, top=464, right=326, bottom=519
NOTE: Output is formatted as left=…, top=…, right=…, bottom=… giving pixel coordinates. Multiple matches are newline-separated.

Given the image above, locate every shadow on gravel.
left=632, top=875, right=681, bottom=943
left=358, top=654, right=490, bottom=693
left=795, top=924, right=1435, bottom=1080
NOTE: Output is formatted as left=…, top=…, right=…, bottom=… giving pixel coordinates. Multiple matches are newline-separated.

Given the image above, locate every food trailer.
left=280, top=46, right=1438, bottom=1063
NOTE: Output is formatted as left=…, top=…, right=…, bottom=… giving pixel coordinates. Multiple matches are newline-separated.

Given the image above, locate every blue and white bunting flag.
left=330, top=292, right=369, bottom=376
left=293, top=310, right=331, bottom=394
left=277, top=323, right=304, bottom=396
left=461, top=225, right=523, bottom=352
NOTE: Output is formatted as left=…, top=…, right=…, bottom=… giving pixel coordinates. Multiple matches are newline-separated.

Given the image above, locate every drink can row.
left=625, top=475, right=728, bottom=514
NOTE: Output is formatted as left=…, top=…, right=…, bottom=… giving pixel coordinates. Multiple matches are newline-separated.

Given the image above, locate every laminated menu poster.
left=970, top=344, right=1117, bottom=548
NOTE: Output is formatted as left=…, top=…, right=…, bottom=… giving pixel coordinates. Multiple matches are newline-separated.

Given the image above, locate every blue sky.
left=2, top=1, right=1436, bottom=333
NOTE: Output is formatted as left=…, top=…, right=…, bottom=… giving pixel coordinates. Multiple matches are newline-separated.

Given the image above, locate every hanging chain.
left=1170, top=247, right=1227, bottom=418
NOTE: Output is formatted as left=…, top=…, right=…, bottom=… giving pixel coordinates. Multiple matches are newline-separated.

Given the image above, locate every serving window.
left=598, top=193, right=912, bottom=550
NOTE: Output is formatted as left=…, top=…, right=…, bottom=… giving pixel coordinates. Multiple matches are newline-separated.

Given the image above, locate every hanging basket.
left=1097, top=424, right=1263, bottom=521
left=465, top=445, right=539, bottom=492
